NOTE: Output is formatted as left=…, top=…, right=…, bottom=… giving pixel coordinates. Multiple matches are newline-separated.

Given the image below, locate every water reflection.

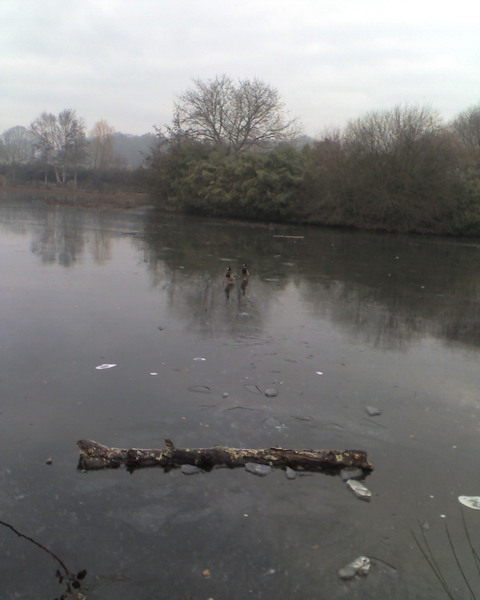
left=30, top=209, right=88, bottom=266
left=137, top=209, right=480, bottom=351
left=2, top=192, right=480, bottom=351
left=224, top=282, right=234, bottom=300
left=0, top=193, right=136, bottom=266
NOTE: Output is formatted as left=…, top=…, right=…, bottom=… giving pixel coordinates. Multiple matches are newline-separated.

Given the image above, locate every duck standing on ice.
left=224, top=266, right=233, bottom=284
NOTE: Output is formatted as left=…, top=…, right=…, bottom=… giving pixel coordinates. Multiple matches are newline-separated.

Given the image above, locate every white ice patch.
left=458, top=496, right=480, bottom=510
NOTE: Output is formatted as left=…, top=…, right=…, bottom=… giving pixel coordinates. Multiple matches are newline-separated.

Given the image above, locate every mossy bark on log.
left=77, top=439, right=373, bottom=474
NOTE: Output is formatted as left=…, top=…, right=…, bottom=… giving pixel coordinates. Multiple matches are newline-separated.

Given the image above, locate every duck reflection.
left=224, top=282, right=234, bottom=300
left=240, top=278, right=249, bottom=296
left=240, top=263, right=249, bottom=296
left=224, top=266, right=234, bottom=300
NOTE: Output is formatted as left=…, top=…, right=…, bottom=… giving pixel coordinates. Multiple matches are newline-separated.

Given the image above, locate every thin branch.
left=0, top=519, right=70, bottom=576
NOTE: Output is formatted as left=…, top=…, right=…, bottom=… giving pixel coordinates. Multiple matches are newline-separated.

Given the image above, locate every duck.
left=224, top=266, right=233, bottom=283
left=241, top=264, right=249, bottom=279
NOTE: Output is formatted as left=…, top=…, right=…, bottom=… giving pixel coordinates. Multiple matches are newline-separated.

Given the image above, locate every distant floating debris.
left=95, top=363, right=117, bottom=370
left=273, top=235, right=305, bottom=239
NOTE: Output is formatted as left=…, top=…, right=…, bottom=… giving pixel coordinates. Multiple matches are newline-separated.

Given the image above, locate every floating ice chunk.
left=315, top=371, right=323, bottom=375
left=193, top=357, right=206, bottom=361
left=264, top=387, right=278, bottom=398
left=459, top=496, right=480, bottom=510
left=338, top=556, right=371, bottom=580
left=245, top=463, right=272, bottom=476
left=181, top=464, right=201, bottom=475
left=264, top=417, right=282, bottom=428
left=365, top=406, right=381, bottom=417
left=95, top=363, right=117, bottom=370
left=188, top=385, right=212, bottom=394
left=346, top=479, right=372, bottom=501
left=285, top=467, right=297, bottom=480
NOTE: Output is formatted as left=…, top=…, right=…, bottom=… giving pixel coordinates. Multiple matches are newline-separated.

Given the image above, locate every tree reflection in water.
left=3, top=192, right=480, bottom=352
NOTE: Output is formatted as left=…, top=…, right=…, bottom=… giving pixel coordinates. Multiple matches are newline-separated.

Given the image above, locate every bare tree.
left=0, top=126, right=35, bottom=181
left=451, top=104, right=480, bottom=165
left=90, top=119, right=115, bottom=169
left=67, top=119, right=88, bottom=185
left=1, top=126, right=34, bottom=164
left=306, top=105, right=461, bottom=232
left=342, top=105, right=453, bottom=194
left=30, top=112, right=58, bottom=183
left=172, top=75, right=299, bottom=153
left=56, top=109, right=88, bottom=184
left=30, top=109, right=87, bottom=184
left=343, top=105, right=442, bottom=156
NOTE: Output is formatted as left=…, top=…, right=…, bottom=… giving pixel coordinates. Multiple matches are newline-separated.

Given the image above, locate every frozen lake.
left=2, top=191, right=480, bottom=599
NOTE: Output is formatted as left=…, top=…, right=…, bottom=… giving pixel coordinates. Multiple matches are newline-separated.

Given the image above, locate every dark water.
left=2, top=191, right=480, bottom=599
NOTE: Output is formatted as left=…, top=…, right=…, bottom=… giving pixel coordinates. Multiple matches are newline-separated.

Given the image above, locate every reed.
left=412, top=509, right=480, bottom=600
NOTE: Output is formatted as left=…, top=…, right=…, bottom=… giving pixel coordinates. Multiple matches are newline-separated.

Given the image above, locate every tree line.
left=2, top=74, right=480, bottom=235
left=146, top=75, right=480, bottom=235
left=0, top=112, right=154, bottom=189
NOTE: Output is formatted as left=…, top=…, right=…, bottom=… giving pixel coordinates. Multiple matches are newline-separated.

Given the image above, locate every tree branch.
left=77, top=439, right=373, bottom=474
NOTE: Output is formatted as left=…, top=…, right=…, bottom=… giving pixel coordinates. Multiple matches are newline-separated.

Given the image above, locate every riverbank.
left=0, top=185, right=152, bottom=210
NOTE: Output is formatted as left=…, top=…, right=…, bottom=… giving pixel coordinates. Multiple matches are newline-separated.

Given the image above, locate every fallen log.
left=77, top=439, right=373, bottom=474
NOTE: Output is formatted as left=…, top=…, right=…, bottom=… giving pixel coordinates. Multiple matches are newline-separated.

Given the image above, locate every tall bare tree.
left=90, top=119, right=115, bottom=169
left=56, top=109, right=88, bottom=184
left=30, top=110, right=87, bottom=184
left=30, top=111, right=58, bottom=183
left=172, top=75, right=299, bottom=153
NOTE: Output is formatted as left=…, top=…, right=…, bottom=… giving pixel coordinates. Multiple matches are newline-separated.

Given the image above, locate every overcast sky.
left=2, top=0, right=479, bottom=137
